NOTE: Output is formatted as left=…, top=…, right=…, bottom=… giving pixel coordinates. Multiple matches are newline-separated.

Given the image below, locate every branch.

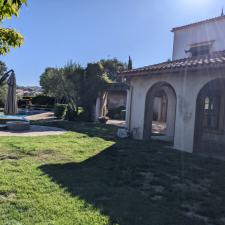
left=0, top=28, right=24, bottom=55
left=0, top=0, right=27, bottom=20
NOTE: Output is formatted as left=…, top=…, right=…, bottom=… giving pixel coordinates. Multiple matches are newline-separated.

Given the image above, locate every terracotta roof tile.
left=119, top=51, right=225, bottom=77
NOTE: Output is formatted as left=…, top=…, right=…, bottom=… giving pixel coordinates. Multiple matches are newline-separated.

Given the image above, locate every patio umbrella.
left=4, top=72, right=18, bottom=115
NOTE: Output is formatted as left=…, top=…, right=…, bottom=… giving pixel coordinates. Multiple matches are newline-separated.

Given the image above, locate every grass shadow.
left=34, top=120, right=117, bottom=140
left=39, top=137, right=225, bottom=225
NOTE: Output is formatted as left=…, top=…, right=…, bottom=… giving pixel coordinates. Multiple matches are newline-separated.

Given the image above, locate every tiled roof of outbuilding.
left=118, top=51, right=225, bottom=77
left=108, top=82, right=129, bottom=91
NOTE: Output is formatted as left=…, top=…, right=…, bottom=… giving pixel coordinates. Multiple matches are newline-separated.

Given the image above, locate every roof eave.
left=171, top=15, right=225, bottom=32
left=119, top=64, right=225, bottom=78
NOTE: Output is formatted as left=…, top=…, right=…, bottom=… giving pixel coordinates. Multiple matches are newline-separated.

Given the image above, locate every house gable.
left=172, top=15, right=225, bottom=60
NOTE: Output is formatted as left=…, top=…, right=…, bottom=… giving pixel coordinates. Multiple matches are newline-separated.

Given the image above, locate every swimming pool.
left=0, top=109, right=44, bottom=120
left=0, top=114, right=26, bottom=120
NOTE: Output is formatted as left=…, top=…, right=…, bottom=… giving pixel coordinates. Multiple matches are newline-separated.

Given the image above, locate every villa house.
left=119, top=14, right=225, bottom=154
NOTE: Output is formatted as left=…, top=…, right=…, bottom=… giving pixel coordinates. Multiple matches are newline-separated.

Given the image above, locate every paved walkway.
left=107, top=120, right=126, bottom=127
left=152, top=121, right=166, bottom=134
left=107, top=120, right=167, bottom=134
left=0, top=125, right=66, bottom=137
left=26, top=112, right=55, bottom=121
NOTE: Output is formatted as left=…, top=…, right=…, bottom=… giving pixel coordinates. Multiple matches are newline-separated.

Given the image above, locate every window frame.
left=201, top=90, right=224, bottom=134
left=191, top=45, right=210, bottom=57
left=186, top=40, right=215, bottom=57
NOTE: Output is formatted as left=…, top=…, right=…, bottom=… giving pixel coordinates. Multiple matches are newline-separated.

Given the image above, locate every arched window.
left=204, top=97, right=210, bottom=110
left=194, top=78, right=225, bottom=152
left=202, top=93, right=220, bottom=130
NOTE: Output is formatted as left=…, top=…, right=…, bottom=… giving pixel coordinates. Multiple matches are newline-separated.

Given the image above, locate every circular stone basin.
left=6, top=121, right=30, bottom=131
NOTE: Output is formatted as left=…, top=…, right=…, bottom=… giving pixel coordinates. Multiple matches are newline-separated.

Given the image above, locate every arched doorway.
left=143, top=82, right=177, bottom=143
left=194, top=79, right=225, bottom=154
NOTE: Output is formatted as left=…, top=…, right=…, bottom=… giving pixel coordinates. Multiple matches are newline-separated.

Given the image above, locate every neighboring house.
left=17, top=86, right=43, bottom=97
left=119, top=14, right=225, bottom=154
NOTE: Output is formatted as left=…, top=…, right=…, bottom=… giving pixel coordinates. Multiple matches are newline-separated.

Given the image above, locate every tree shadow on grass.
left=35, top=120, right=117, bottom=140
left=39, top=138, right=225, bottom=225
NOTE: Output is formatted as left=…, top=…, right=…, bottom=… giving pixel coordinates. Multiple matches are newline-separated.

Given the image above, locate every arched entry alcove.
left=194, top=78, right=225, bottom=154
left=143, top=82, right=177, bottom=143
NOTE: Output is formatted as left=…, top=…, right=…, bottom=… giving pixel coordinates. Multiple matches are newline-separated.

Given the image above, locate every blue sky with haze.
left=1, top=0, right=225, bottom=86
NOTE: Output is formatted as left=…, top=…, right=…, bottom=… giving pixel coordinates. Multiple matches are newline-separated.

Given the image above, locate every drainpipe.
left=127, top=85, right=133, bottom=131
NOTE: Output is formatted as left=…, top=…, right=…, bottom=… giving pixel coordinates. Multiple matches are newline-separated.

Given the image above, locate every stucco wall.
left=173, top=17, right=225, bottom=60
left=127, top=69, right=225, bottom=153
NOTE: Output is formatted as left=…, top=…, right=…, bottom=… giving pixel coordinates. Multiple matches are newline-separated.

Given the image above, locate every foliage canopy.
left=0, top=0, right=26, bottom=55
left=0, top=60, right=7, bottom=106
left=40, top=61, right=114, bottom=121
left=100, top=58, right=127, bottom=81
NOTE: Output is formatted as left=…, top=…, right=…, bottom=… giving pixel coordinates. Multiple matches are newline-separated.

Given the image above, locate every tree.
left=61, top=62, right=84, bottom=118
left=40, top=63, right=85, bottom=119
left=80, top=63, right=111, bottom=121
left=40, top=62, right=111, bottom=121
left=99, top=58, right=127, bottom=81
left=0, top=84, right=7, bottom=107
left=0, top=60, right=7, bottom=106
left=128, top=56, right=132, bottom=70
left=40, top=67, right=64, bottom=100
left=0, top=60, right=7, bottom=76
left=0, top=0, right=26, bottom=55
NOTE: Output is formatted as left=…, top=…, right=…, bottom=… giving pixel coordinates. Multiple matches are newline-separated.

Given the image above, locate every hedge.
left=32, top=95, right=55, bottom=106
left=54, top=104, right=68, bottom=119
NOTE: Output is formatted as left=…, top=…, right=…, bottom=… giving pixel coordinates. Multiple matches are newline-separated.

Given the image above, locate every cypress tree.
left=128, top=56, right=133, bottom=70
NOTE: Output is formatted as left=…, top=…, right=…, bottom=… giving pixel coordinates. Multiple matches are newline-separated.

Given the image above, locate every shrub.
left=31, top=105, right=54, bottom=109
left=23, top=96, right=33, bottom=100
left=54, top=104, right=67, bottom=119
left=78, top=110, right=92, bottom=122
left=65, top=104, right=78, bottom=121
left=32, top=95, right=55, bottom=106
left=18, top=99, right=31, bottom=108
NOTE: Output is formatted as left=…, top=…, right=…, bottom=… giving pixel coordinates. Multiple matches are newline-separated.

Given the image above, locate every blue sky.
left=1, top=0, right=225, bottom=86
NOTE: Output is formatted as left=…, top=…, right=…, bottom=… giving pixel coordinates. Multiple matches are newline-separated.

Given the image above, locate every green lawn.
left=0, top=121, right=225, bottom=225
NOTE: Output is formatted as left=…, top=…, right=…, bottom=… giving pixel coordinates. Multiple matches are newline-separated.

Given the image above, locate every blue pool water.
left=0, top=114, right=26, bottom=120
left=0, top=109, right=47, bottom=120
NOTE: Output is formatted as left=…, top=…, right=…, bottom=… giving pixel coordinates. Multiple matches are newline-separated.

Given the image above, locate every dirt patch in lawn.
left=31, top=149, right=68, bottom=162
left=0, top=153, right=22, bottom=161
left=0, top=191, right=16, bottom=202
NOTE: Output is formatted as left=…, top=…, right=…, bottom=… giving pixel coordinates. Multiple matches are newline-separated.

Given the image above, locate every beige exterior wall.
left=173, top=17, right=225, bottom=60
left=126, top=69, right=225, bottom=153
